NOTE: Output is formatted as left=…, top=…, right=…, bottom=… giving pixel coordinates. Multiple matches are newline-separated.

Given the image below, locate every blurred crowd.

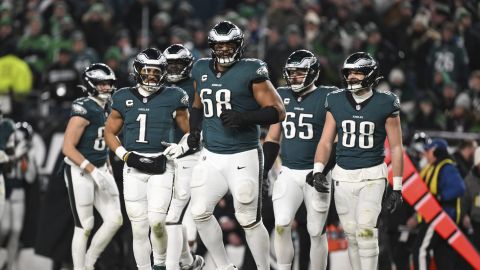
left=1, top=0, right=480, bottom=269
left=0, top=0, right=479, bottom=140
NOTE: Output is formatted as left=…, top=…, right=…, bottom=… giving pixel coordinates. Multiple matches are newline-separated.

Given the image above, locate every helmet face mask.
left=163, top=44, right=194, bottom=83
left=208, top=21, right=244, bottom=67
left=283, top=50, right=319, bottom=93
left=133, top=48, right=167, bottom=92
left=342, top=52, right=379, bottom=92
left=82, top=63, right=116, bottom=101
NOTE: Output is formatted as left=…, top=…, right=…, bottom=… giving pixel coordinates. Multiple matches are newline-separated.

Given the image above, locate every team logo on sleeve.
left=181, top=95, right=189, bottom=106
left=393, top=97, right=400, bottom=109
left=72, top=104, right=87, bottom=115
left=126, top=100, right=134, bottom=107
left=256, top=66, right=269, bottom=76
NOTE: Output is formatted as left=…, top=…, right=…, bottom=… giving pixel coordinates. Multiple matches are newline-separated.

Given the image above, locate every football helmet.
left=81, top=63, right=116, bottom=101
left=163, top=44, right=194, bottom=83
left=341, top=52, right=380, bottom=92
left=15, top=122, right=34, bottom=143
left=283, top=50, right=319, bottom=93
left=208, top=21, right=244, bottom=67
left=133, top=48, right=167, bottom=92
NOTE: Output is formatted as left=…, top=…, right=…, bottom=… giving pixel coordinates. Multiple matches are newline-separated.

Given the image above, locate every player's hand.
left=125, top=152, right=167, bottom=174
left=313, top=172, right=329, bottom=193
left=90, top=168, right=108, bottom=190
left=220, top=110, right=244, bottom=128
left=306, top=171, right=314, bottom=186
left=187, top=129, right=201, bottom=150
left=162, top=133, right=191, bottom=159
left=383, top=190, right=403, bottom=213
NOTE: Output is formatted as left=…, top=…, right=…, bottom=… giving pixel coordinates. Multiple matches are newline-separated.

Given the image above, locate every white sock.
left=179, top=226, right=194, bottom=267
left=244, top=222, right=270, bottom=270
left=72, top=227, right=88, bottom=269
left=195, top=216, right=229, bottom=268
left=131, top=219, right=152, bottom=269
left=310, top=234, right=328, bottom=270
left=85, top=221, right=121, bottom=268
left=274, top=225, right=293, bottom=267
left=347, top=236, right=361, bottom=270
left=166, top=224, right=183, bottom=270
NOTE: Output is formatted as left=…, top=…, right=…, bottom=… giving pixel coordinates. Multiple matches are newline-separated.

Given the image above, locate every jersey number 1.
left=136, top=113, right=148, bottom=143
left=341, top=120, right=375, bottom=149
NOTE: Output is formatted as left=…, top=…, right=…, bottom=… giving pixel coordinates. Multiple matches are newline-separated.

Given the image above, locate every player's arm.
left=187, top=81, right=203, bottom=149
left=308, top=111, right=337, bottom=192
left=220, top=80, right=286, bottom=128
left=386, top=115, right=404, bottom=190
left=62, top=116, right=96, bottom=173
left=175, top=108, right=190, bottom=134
left=263, top=122, right=282, bottom=177
left=314, top=111, right=337, bottom=171
left=105, top=109, right=125, bottom=158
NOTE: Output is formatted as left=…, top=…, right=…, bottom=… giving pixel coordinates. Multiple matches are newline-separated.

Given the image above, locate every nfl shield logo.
left=356, top=105, right=361, bottom=111
left=143, top=97, right=148, bottom=103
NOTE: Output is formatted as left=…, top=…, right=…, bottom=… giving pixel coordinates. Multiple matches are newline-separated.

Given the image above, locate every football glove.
left=125, top=152, right=167, bottom=174
left=187, top=129, right=201, bottom=150
left=309, top=172, right=329, bottom=193
left=162, top=134, right=190, bottom=159
left=383, top=190, right=403, bottom=213
left=220, top=110, right=244, bottom=128
left=90, top=168, right=108, bottom=191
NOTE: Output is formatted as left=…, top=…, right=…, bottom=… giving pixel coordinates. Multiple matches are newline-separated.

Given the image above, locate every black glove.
left=383, top=190, right=403, bottom=213
left=306, top=171, right=314, bottom=186
left=312, top=172, right=329, bottom=193
left=187, top=129, right=201, bottom=150
left=125, top=153, right=166, bottom=174
left=220, top=110, right=244, bottom=128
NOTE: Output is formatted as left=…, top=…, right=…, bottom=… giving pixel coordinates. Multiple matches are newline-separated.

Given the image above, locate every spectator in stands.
left=0, top=16, right=16, bottom=57
left=18, top=15, right=52, bottom=89
left=466, top=71, right=480, bottom=130
left=453, top=140, right=478, bottom=178
left=427, top=22, right=469, bottom=89
left=456, top=7, right=480, bottom=71
left=150, top=12, right=171, bottom=51
left=446, top=92, right=474, bottom=132
left=411, top=95, right=445, bottom=131
left=463, top=146, right=480, bottom=250
left=267, top=0, right=303, bottom=35
left=71, top=30, right=99, bottom=73
left=81, top=3, right=113, bottom=55
left=412, top=139, right=466, bottom=270
left=42, top=47, right=79, bottom=103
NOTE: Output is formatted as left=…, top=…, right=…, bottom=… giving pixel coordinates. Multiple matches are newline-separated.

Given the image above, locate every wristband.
left=80, top=159, right=90, bottom=170
left=313, top=162, right=325, bottom=174
left=393, top=176, right=403, bottom=191
left=115, top=146, right=128, bottom=161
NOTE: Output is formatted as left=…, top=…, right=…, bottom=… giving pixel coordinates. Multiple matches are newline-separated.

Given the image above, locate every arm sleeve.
left=175, top=88, right=189, bottom=110
left=70, top=101, right=90, bottom=120
left=111, top=91, right=124, bottom=118
left=250, top=60, right=270, bottom=83
left=439, top=165, right=466, bottom=201
left=390, top=93, right=400, bottom=117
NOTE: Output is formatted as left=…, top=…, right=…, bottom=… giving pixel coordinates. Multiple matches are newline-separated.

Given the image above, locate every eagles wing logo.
left=181, top=95, right=189, bottom=106
left=393, top=97, right=400, bottom=109
left=256, top=66, right=269, bottom=76
left=72, top=104, right=87, bottom=115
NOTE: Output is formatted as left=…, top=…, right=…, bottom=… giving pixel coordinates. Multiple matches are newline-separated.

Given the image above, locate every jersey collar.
left=130, top=86, right=165, bottom=104
left=346, top=90, right=375, bottom=111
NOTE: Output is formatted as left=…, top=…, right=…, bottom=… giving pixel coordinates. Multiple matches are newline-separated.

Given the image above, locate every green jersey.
left=0, top=118, right=15, bottom=152
left=326, top=89, right=400, bottom=169
left=168, top=77, right=195, bottom=143
left=279, top=86, right=338, bottom=170
left=70, top=97, right=109, bottom=167
left=111, top=86, right=188, bottom=153
left=191, top=58, right=269, bottom=154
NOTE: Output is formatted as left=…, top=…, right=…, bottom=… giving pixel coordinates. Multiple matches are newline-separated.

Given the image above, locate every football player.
left=105, top=48, right=195, bottom=270
left=264, top=50, right=337, bottom=270
left=62, top=63, right=123, bottom=270
left=0, top=122, right=36, bottom=270
left=312, top=52, right=404, bottom=270
left=169, top=21, right=285, bottom=270
left=162, top=44, right=204, bottom=270
left=0, top=110, right=15, bottom=218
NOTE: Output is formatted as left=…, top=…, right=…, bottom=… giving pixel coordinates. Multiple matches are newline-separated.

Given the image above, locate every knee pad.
left=235, top=210, right=258, bottom=227
left=275, top=224, right=290, bottom=236
left=233, top=180, right=256, bottom=204
left=342, top=220, right=357, bottom=237
left=307, top=221, right=323, bottom=237
left=356, top=227, right=379, bottom=257
left=190, top=200, right=211, bottom=222
left=148, top=211, right=166, bottom=238
left=80, top=216, right=94, bottom=236
left=125, top=201, right=147, bottom=222
left=275, top=216, right=292, bottom=228
left=131, top=219, right=150, bottom=239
